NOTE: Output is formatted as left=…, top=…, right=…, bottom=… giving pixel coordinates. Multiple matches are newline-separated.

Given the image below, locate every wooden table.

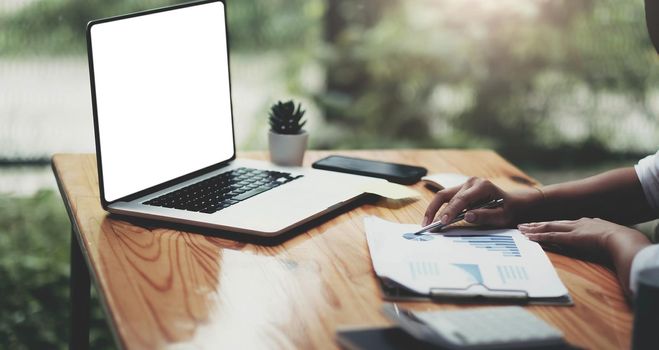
left=52, top=150, right=632, bottom=350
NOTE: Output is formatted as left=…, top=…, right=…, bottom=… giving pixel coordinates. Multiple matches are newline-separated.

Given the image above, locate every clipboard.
left=377, top=276, right=573, bottom=306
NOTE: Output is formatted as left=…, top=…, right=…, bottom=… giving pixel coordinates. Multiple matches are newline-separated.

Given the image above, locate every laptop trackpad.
left=212, top=173, right=366, bottom=233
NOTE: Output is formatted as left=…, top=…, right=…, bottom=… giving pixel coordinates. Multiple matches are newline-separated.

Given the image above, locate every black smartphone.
left=312, top=155, right=427, bottom=185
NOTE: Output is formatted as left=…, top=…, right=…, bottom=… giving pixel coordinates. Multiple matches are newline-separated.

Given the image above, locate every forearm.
left=519, top=168, right=654, bottom=225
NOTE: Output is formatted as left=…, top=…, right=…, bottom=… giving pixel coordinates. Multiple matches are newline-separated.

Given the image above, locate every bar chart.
left=497, top=265, right=529, bottom=284
left=449, top=235, right=522, bottom=257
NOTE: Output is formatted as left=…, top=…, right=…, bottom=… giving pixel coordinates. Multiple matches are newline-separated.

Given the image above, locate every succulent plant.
left=268, top=100, right=307, bottom=135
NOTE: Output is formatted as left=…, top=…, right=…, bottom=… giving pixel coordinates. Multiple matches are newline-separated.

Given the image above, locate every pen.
left=411, top=198, right=504, bottom=236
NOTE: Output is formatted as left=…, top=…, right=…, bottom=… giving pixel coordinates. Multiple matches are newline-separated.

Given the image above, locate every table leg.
left=70, top=228, right=90, bottom=350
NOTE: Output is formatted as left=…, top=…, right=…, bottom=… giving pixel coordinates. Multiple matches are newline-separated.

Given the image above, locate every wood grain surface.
left=52, top=150, right=632, bottom=350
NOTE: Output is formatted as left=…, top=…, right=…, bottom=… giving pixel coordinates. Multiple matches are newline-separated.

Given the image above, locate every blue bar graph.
left=497, top=265, right=529, bottom=283
left=450, top=235, right=521, bottom=257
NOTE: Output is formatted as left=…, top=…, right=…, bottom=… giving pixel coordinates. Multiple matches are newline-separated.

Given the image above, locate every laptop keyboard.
left=143, top=167, right=302, bottom=214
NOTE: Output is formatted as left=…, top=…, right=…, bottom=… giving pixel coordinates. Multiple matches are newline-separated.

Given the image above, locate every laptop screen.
left=88, top=1, right=234, bottom=203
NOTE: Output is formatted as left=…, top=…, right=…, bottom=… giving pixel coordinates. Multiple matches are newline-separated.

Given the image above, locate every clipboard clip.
left=429, top=283, right=529, bottom=300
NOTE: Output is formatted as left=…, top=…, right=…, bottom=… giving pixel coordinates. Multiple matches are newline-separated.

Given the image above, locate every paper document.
left=421, top=173, right=470, bottom=190
left=364, top=216, right=568, bottom=298
left=361, top=181, right=420, bottom=200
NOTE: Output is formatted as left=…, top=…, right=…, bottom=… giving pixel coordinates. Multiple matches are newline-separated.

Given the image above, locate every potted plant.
left=268, top=100, right=308, bottom=166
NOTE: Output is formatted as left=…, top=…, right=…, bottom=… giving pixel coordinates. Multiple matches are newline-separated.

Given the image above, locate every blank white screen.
left=90, top=1, right=234, bottom=202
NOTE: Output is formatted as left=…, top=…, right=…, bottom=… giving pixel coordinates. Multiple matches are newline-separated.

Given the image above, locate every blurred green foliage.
left=0, top=0, right=177, bottom=55
left=314, top=0, right=659, bottom=164
left=0, top=189, right=115, bottom=350
left=0, top=0, right=319, bottom=55
left=2, top=0, right=656, bottom=161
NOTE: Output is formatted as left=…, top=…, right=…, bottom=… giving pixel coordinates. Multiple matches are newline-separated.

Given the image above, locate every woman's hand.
left=422, top=177, right=541, bottom=227
left=518, top=218, right=624, bottom=251
left=519, top=217, right=651, bottom=297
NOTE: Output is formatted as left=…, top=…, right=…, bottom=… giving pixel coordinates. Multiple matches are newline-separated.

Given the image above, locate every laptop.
left=86, top=0, right=373, bottom=237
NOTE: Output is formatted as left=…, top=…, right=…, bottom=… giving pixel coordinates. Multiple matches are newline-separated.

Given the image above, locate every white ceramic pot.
left=268, top=130, right=308, bottom=166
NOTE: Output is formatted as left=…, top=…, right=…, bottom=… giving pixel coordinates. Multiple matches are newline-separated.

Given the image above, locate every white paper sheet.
left=421, top=173, right=470, bottom=190
left=360, top=180, right=421, bottom=199
left=364, top=216, right=569, bottom=298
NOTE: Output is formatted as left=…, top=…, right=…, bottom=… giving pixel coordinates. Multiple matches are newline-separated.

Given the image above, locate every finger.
left=519, top=220, right=575, bottom=227
left=518, top=221, right=573, bottom=233
left=524, top=231, right=571, bottom=244
left=423, top=186, right=460, bottom=225
left=435, top=185, right=470, bottom=224
left=439, top=184, right=495, bottom=224
left=464, top=207, right=507, bottom=226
